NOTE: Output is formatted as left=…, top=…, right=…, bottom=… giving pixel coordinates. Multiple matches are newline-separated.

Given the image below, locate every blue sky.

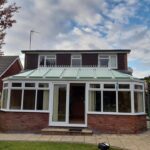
left=3, top=0, right=150, bottom=78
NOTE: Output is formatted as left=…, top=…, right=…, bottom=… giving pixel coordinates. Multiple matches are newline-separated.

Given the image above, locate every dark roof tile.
left=0, top=56, right=18, bottom=76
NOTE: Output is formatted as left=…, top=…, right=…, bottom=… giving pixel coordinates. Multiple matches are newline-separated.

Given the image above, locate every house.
left=0, top=56, right=23, bottom=97
left=0, top=50, right=146, bottom=133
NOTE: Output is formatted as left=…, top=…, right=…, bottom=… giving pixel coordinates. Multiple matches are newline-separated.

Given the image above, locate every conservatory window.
left=103, top=91, right=116, bottom=112
left=10, top=90, right=22, bottom=110
left=89, top=91, right=101, bottom=111
left=2, top=89, right=8, bottom=109
left=118, top=91, right=131, bottom=113
left=36, top=90, right=49, bottom=110
left=12, top=83, right=22, bottom=87
left=104, top=84, right=115, bottom=89
left=23, top=90, right=36, bottom=110
left=134, top=92, right=144, bottom=112
left=38, top=83, right=49, bottom=88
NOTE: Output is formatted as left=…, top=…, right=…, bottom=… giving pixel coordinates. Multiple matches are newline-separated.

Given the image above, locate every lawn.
left=0, top=141, right=122, bottom=150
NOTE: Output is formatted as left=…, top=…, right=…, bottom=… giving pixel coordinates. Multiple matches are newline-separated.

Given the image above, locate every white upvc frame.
left=38, top=55, right=56, bottom=67
left=0, top=80, right=145, bottom=128
left=98, top=54, right=117, bottom=69
left=49, top=82, right=87, bottom=127
left=1, top=81, right=50, bottom=112
left=133, top=82, right=145, bottom=114
left=71, top=54, right=82, bottom=67
left=87, top=81, right=145, bottom=115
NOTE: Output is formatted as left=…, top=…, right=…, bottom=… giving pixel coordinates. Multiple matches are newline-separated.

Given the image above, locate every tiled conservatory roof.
left=6, top=67, right=137, bottom=81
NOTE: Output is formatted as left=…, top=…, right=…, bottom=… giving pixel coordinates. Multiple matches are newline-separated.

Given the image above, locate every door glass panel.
left=52, top=84, right=67, bottom=122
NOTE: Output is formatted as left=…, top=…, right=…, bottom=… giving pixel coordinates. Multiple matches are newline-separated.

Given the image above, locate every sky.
left=2, top=0, right=150, bottom=78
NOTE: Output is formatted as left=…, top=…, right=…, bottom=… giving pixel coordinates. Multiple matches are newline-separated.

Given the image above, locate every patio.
left=0, top=130, right=150, bottom=150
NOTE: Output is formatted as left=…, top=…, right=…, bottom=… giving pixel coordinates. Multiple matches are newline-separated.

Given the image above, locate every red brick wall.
left=88, top=114, right=147, bottom=134
left=0, top=111, right=49, bottom=132
left=0, top=60, right=22, bottom=92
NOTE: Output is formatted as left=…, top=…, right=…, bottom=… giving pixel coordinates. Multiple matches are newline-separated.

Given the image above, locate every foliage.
left=144, top=76, right=150, bottom=93
left=0, top=141, right=122, bottom=150
left=0, top=0, right=20, bottom=49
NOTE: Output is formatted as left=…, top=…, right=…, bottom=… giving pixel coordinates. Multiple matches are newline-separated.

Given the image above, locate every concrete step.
left=41, top=127, right=93, bottom=135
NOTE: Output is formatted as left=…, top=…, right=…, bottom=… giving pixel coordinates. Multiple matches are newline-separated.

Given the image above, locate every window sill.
left=0, top=109, right=49, bottom=113
left=87, top=112, right=146, bottom=115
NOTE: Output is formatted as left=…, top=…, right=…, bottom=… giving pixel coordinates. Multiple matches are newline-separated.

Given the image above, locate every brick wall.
left=0, top=60, right=22, bottom=93
left=0, top=111, right=49, bottom=132
left=0, top=111, right=147, bottom=133
left=88, top=114, right=147, bottom=134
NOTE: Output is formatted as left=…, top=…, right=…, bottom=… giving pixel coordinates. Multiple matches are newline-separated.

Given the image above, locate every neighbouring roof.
left=0, top=56, right=19, bottom=77
left=22, top=49, right=131, bottom=54
left=6, top=67, right=138, bottom=81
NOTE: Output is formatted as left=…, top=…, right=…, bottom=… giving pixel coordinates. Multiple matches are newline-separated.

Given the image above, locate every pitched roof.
left=0, top=56, right=19, bottom=76
left=7, top=67, right=139, bottom=81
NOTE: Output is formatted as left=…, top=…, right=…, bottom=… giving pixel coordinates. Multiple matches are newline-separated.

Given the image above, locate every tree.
left=144, top=76, right=150, bottom=117
left=0, top=0, right=20, bottom=49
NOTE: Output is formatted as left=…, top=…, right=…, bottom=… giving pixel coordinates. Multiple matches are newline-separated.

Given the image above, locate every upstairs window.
left=39, top=55, right=56, bottom=67
left=99, top=55, right=109, bottom=67
left=71, top=55, right=82, bottom=67
left=98, top=55, right=117, bottom=68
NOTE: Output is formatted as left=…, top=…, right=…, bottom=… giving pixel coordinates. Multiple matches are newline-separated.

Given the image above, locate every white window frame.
left=1, top=81, right=50, bottom=113
left=38, top=55, right=56, bottom=67
left=87, top=82, right=145, bottom=115
left=71, top=54, right=82, bottom=67
left=133, top=83, right=145, bottom=114
left=98, top=54, right=117, bottom=69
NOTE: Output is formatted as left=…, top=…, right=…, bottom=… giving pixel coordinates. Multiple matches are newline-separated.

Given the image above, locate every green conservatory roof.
left=6, top=67, right=137, bottom=81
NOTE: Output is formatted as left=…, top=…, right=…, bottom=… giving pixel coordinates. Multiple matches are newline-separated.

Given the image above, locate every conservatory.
left=0, top=67, right=146, bottom=133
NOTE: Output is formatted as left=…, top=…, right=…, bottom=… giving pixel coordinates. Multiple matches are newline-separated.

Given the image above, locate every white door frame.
left=49, top=81, right=87, bottom=127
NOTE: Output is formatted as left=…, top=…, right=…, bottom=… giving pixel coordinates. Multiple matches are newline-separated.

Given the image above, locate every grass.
left=0, top=141, right=122, bottom=150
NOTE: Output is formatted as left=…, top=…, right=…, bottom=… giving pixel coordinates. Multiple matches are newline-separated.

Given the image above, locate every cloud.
left=2, top=0, right=150, bottom=78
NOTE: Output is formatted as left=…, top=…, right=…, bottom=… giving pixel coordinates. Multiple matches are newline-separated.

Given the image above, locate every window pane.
left=23, top=90, right=36, bottom=110
left=25, top=83, right=35, bottom=87
left=37, top=90, right=49, bottom=110
left=119, top=84, right=130, bottom=89
left=103, top=91, right=116, bottom=112
left=2, top=89, right=8, bottom=109
left=72, top=59, right=81, bottom=67
left=39, top=56, right=45, bottom=66
left=134, top=92, right=144, bottom=112
left=4, top=83, right=8, bottom=87
left=104, top=84, right=115, bottom=89
left=47, top=55, right=56, bottom=59
left=89, top=91, right=101, bottom=111
left=90, top=84, right=100, bottom=88
left=118, top=91, right=131, bottom=112
left=110, top=56, right=117, bottom=68
left=46, top=59, right=56, bottom=66
left=72, top=55, right=81, bottom=59
left=99, top=59, right=109, bottom=67
left=52, top=84, right=67, bottom=122
left=39, top=83, right=49, bottom=88
left=10, top=90, right=22, bottom=110
left=99, top=56, right=109, bottom=59
left=12, top=83, right=22, bottom=87
left=134, top=85, right=143, bottom=90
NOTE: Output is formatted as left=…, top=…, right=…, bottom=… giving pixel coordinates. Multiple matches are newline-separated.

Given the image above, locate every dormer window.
left=39, top=55, right=56, bottom=67
left=98, top=54, right=117, bottom=69
left=71, top=55, right=82, bottom=67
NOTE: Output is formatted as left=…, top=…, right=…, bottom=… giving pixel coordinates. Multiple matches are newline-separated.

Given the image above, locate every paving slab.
left=0, top=130, right=150, bottom=150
